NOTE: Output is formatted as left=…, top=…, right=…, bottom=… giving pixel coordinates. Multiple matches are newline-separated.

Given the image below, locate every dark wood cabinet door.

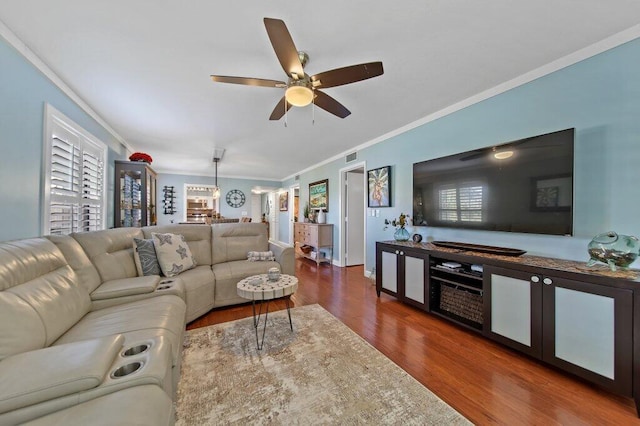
left=400, top=248, right=429, bottom=311
left=376, top=244, right=428, bottom=311
left=542, top=276, right=633, bottom=396
left=114, top=160, right=157, bottom=228
left=483, top=265, right=543, bottom=358
left=376, top=244, right=399, bottom=297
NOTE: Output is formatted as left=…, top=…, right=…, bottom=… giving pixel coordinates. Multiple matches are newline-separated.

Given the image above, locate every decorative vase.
left=394, top=227, right=410, bottom=241
left=587, top=231, right=639, bottom=271
left=317, top=209, right=326, bottom=224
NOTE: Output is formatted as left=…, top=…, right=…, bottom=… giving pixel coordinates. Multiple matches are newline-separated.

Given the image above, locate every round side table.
left=237, top=274, right=298, bottom=350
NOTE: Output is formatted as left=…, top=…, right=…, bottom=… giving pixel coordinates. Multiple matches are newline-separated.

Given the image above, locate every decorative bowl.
left=587, top=231, right=639, bottom=271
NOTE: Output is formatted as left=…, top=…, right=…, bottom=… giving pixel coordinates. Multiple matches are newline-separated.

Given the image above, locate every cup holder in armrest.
left=157, top=279, right=174, bottom=291
left=122, top=344, right=150, bottom=357
left=111, top=362, right=144, bottom=379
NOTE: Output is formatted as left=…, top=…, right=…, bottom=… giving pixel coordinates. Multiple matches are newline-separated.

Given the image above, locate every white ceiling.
left=2, top=1, right=640, bottom=180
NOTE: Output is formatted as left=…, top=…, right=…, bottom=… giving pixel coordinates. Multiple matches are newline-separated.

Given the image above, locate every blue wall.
left=156, top=173, right=280, bottom=225
left=292, top=37, right=640, bottom=272
left=0, top=38, right=127, bottom=241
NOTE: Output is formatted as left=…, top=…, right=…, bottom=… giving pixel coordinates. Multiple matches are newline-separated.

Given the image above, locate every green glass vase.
left=394, top=227, right=410, bottom=241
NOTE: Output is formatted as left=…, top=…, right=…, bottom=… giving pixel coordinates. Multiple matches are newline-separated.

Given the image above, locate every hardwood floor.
left=188, top=259, right=640, bottom=425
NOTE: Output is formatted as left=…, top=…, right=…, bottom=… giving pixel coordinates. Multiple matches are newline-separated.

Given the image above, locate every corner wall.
left=0, top=37, right=127, bottom=241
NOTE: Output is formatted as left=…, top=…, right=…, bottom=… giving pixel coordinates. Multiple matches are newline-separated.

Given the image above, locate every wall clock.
left=226, top=189, right=246, bottom=208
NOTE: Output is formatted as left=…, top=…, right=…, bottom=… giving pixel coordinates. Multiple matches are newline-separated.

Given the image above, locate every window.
left=436, top=181, right=484, bottom=222
left=43, top=105, right=107, bottom=235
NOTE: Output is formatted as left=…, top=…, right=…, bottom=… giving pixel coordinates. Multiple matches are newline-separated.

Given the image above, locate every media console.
left=376, top=240, right=640, bottom=416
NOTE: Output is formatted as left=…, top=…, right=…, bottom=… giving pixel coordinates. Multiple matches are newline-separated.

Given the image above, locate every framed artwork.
left=368, top=166, right=391, bottom=207
left=309, top=179, right=328, bottom=211
left=530, top=174, right=572, bottom=212
left=279, top=192, right=289, bottom=211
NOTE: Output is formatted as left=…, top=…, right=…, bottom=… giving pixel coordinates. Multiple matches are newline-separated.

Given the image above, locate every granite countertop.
left=380, top=240, right=640, bottom=282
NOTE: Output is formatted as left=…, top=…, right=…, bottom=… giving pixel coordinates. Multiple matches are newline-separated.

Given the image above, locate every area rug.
left=176, top=304, right=470, bottom=425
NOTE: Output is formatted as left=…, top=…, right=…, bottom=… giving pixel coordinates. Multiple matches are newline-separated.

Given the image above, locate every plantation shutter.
left=81, top=148, right=104, bottom=232
left=44, top=108, right=107, bottom=235
left=49, top=134, right=82, bottom=234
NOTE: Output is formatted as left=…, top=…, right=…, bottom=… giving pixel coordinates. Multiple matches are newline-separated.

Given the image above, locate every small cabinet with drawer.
left=294, top=223, right=333, bottom=264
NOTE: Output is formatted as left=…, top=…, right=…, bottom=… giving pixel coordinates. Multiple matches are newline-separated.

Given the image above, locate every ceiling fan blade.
left=311, top=62, right=384, bottom=88
left=269, top=96, right=292, bottom=120
left=264, top=18, right=304, bottom=78
left=211, top=75, right=286, bottom=88
left=314, top=90, right=351, bottom=118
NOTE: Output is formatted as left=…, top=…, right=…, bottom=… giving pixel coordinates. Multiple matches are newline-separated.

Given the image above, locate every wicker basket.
left=439, top=284, right=483, bottom=324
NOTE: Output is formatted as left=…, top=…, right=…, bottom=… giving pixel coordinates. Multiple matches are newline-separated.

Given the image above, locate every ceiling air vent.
left=346, top=152, right=357, bottom=163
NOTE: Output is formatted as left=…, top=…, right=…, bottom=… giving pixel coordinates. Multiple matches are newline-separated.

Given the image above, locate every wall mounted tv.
left=413, top=128, right=574, bottom=236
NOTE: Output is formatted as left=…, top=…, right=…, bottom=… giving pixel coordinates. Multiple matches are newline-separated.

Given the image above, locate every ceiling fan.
left=210, top=18, right=384, bottom=120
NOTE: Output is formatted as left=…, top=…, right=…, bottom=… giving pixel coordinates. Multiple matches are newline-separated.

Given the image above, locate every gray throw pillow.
left=133, top=238, right=162, bottom=276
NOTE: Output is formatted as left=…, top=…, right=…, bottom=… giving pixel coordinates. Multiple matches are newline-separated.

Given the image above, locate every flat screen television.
left=412, top=128, right=574, bottom=236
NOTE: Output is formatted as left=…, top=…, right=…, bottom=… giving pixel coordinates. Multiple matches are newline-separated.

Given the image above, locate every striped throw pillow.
left=247, top=251, right=275, bottom=261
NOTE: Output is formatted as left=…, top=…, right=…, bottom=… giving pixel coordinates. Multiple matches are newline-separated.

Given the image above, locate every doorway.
left=183, top=184, right=220, bottom=224
left=267, top=192, right=277, bottom=240
left=288, top=184, right=300, bottom=246
left=340, top=162, right=366, bottom=267
left=250, top=193, right=261, bottom=223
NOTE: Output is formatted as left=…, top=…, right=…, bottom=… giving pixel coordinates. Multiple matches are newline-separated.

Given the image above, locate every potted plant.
left=384, top=213, right=411, bottom=241
left=303, top=204, right=310, bottom=222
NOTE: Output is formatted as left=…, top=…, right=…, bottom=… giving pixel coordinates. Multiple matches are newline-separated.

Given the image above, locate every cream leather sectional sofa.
left=0, top=223, right=294, bottom=425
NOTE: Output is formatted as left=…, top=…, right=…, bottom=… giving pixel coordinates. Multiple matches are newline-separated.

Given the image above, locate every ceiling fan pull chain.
left=284, top=101, right=288, bottom=127
left=312, top=94, right=315, bottom=125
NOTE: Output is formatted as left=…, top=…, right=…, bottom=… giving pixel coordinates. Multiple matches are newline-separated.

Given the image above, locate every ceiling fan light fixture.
left=285, top=85, right=313, bottom=107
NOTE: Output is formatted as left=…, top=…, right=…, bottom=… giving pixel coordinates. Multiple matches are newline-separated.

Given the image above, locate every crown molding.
left=282, top=24, right=640, bottom=182
left=0, top=19, right=132, bottom=152
left=152, top=166, right=280, bottom=182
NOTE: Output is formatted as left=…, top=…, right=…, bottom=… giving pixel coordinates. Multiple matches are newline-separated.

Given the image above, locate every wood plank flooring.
left=187, top=259, right=640, bottom=425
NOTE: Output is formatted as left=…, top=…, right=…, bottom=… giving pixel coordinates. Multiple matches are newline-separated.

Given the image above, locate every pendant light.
left=211, top=148, right=225, bottom=200
left=212, top=158, right=220, bottom=200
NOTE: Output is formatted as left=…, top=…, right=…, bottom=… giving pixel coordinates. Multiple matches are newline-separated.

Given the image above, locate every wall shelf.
left=163, top=186, right=176, bottom=215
